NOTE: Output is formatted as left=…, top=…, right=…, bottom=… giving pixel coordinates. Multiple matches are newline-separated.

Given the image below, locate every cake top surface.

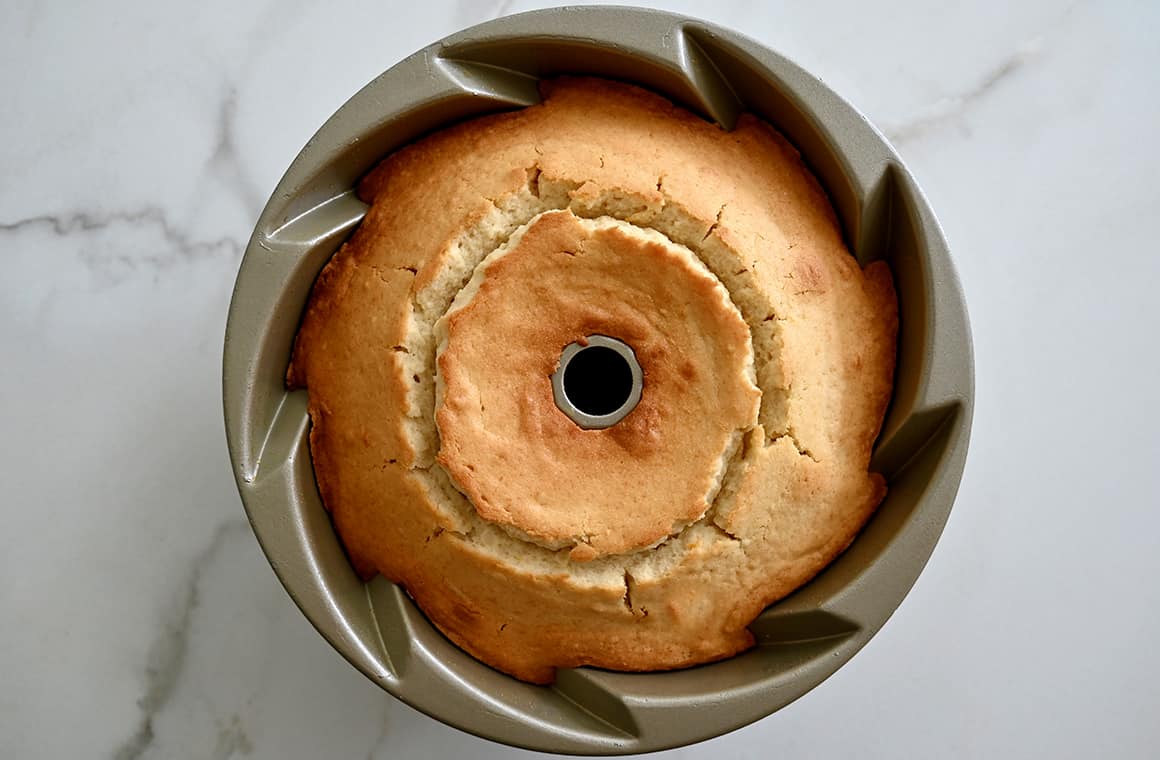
left=287, top=77, right=897, bottom=683
left=435, top=210, right=759, bottom=559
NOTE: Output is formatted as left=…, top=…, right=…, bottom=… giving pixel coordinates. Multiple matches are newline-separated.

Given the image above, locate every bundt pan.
left=223, top=6, right=973, bottom=754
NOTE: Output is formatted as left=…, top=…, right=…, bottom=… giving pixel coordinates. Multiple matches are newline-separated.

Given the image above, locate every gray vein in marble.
left=208, top=88, right=264, bottom=222
left=364, top=705, right=391, bottom=760
left=0, top=207, right=241, bottom=287
left=111, top=519, right=250, bottom=760
left=1, top=85, right=259, bottom=289
left=212, top=715, right=254, bottom=759
left=884, top=39, right=1042, bottom=145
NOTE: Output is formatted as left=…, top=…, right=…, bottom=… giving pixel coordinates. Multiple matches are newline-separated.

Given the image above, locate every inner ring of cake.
left=387, top=173, right=793, bottom=569
left=431, top=210, right=760, bottom=559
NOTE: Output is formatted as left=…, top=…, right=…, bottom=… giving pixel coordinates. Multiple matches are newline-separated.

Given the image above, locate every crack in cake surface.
left=403, top=186, right=778, bottom=564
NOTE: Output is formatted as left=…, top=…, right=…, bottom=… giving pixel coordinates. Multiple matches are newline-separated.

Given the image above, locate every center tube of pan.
left=551, top=335, right=643, bottom=429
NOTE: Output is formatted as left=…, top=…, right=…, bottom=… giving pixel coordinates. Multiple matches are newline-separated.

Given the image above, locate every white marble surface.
left=3, top=1, right=1158, bottom=757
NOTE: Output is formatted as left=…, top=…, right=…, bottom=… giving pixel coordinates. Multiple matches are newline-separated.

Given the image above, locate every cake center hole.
left=563, top=346, right=633, bottom=416
left=552, top=336, right=643, bottom=429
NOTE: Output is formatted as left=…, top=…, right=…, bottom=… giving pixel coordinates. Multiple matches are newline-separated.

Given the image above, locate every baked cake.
left=288, top=78, right=897, bottom=684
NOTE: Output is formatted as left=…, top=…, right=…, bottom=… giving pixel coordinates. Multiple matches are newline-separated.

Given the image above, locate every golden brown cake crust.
left=435, top=210, right=760, bottom=558
left=288, top=77, right=898, bottom=684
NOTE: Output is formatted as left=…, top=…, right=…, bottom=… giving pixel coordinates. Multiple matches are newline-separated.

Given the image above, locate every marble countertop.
left=3, top=1, right=1158, bottom=758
